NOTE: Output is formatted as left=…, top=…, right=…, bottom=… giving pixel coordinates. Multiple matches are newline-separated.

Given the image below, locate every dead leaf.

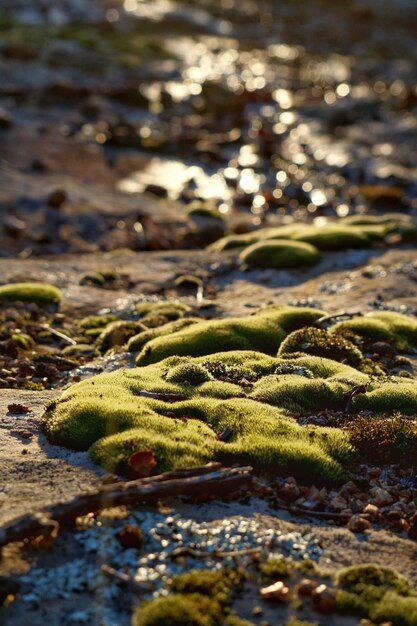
left=128, top=450, right=157, bottom=477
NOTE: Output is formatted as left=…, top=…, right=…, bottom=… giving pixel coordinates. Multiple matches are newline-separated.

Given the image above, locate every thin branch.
left=0, top=464, right=253, bottom=549
left=315, top=311, right=363, bottom=329
left=100, top=564, right=154, bottom=593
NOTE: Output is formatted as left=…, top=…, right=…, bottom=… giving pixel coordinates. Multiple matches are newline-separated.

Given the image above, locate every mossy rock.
left=135, top=306, right=325, bottom=365
left=278, top=327, right=364, bottom=368
left=240, top=239, right=321, bottom=269
left=333, top=311, right=417, bottom=352
left=96, top=320, right=147, bottom=354
left=0, top=282, right=61, bottom=305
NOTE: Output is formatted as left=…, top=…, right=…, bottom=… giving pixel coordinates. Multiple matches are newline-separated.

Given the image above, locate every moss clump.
left=170, top=568, right=243, bottom=604
left=371, top=592, right=417, bottom=626
left=337, top=564, right=410, bottom=597
left=12, top=333, right=35, bottom=350
left=128, top=319, right=199, bottom=353
left=62, top=344, right=97, bottom=357
left=0, top=282, right=61, bottom=305
left=278, top=327, right=364, bottom=368
left=41, top=306, right=417, bottom=482
left=258, top=556, right=292, bottom=581
left=132, top=594, right=223, bottom=626
left=166, top=363, right=213, bottom=386
left=41, top=351, right=354, bottom=483
left=187, top=205, right=224, bottom=221
left=208, top=234, right=258, bottom=252
left=336, top=564, right=412, bottom=620
left=348, top=414, right=417, bottom=466
left=333, top=311, right=417, bottom=352
left=240, top=239, right=321, bottom=270
left=292, top=224, right=374, bottom=250
left=136, top=301, right=191, bottom=327
left=78, top=315, right=117, bottom=330
left=133, top=568, right=243, bottom=626
left=135, top=306, right=324, bottom=366
left=96, top=321, right=146, bottom=354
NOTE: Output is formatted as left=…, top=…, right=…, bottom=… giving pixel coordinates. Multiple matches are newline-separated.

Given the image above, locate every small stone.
left=330, top=496, right=348, bottom=512
left=252, top=606, right=263, bottom=616
left=277, top=481, right=300, bottom=502
left=407, top=513, right=417, bottom=540
left=348, top=514, right=371, bottom=533
left=362, top=503, right=380, bottom=521
left=115, top=524, right=143, bottom=549
left=371, top=487, right=393, bottom=507
left=260, top=581, right=291, bottom=603
left=311, top=584, right=337, bottom=614
left=47, top=189, right=67, bottom=209
left=13, top=429, right=34, bottom=439
left=297, top=578, right=318, bottom=597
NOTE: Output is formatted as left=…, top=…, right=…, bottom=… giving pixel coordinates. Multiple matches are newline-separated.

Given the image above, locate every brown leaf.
left=7, top=403, right=29, bottom=414
left=128, top=450, right=157, bottom=477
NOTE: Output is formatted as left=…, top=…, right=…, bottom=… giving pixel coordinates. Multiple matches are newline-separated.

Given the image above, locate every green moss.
left=371, top=592, right=417, bottom=626
left=208, top=234, right=259, bottom=252
left=258, top=556, right=292, bottom=581
left=225, top=617, right=255, bottom=626
left=278, top=327, right=364, bottom=368
left=62, top=344, right=97, bottom=357
left=78, top=315, right=117, bottom=330
left=132, top=593, right=223, bottom=626
left=41, top=350, right=354, bottom=482
left=0, top=282, right=61, bottom=305
left=240, top=239, right=321, bottom=269
left=11, top=333, right=35, bottom=349
left=292, top=224, right=383, bottom=250
left=166, top=363, right=213, bottom=385
left=41, top=306, right=417, bottom=482
left=333, top=312, right=417, bottom=352
left=136, top=301, right=191, bottom=328
left=335, top=565, right=412, bottom=621
left=170, top=568, right=242, bottom=604
left=337, top=564, right=410, bottom=598
left=96, top=321, right=147, bottom=354
left=187, top=206, right=224, bottom=221
left=135, top=306, right=324, bottom=366
left=128, top=319, right=199, bottom=353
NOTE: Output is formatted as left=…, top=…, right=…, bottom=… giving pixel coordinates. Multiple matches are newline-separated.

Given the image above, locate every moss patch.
left=0, top=282, right=61, bottom=305
left=278, top=327, right=364, bottom=369
left=335, top=564, right=413, bottom=621
left=42, top=306, right=417, bottom=481
left=333, top=311, right=417, bottom=352
left=128, top=319, right=199, bottom=353
left=209, top=214, right=416, bottom=255
left=96, top=321, right=147, bottom=354
left=135, top=306, right=324, bottom=365
left=240, top=239, right=321, bottom=270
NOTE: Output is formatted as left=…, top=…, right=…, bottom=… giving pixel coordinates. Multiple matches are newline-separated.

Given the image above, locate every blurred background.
left=0, top=0, right=416, bottom=257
